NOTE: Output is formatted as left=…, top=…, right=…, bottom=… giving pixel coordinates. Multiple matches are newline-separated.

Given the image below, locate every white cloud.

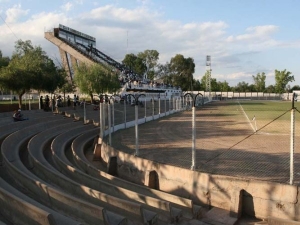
left=61, top=2, right=73, bottom=12
left=5, top=4, right=29, bottom=23
left=1, top=3, right=299, bottom=86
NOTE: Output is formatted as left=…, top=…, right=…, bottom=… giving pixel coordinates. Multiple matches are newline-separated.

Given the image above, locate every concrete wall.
left=101, top=141, right=300, bottom=221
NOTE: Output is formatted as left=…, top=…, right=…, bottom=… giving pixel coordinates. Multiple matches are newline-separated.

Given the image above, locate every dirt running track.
left=111, top=101, right=300, bottom=185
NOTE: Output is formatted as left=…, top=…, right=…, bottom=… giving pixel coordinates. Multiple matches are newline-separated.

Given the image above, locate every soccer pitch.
left=233, top=100, right=300, bottom=135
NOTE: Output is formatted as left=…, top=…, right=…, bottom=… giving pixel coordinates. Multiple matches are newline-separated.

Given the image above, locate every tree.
left=265, top=85, right=275, bottom=93
left=252, top=72, right=266, bottom=92
left=217, top=80, right=231, bottom=92
left=200, top=71, right=218, bottom=91
left=122, top=53, right=146, bottom=79
left=0, top=40, right=64, bottom=108
left=274, top=69, right=294, bottom=93
left=74, top=63, right=120, bottom=102
left=291, top=85, right=300, bottom=91
left=137, top=50, right=159, bottom=80
left=234, top=81, right=250, bottom=92
left=169, top=54, right=195, bottom=91
left=0, top=50, right=10, bottom=68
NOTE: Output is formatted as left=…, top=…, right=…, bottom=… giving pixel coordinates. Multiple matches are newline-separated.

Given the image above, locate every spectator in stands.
left=13, top=109, right=28, bottom=122
left=44, top=95, right=50, bottom=111
left=67, top=95, right=71, bottom=107
left=73, top=94, right=77, bottom=109
left=40, top=96, right=44, bottom=110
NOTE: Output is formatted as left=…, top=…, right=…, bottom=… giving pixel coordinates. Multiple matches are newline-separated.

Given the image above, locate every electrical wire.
left=0, top=14, right=19, bottom=40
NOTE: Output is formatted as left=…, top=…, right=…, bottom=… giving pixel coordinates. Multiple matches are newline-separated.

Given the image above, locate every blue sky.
left=1, top=0, right=300, bottom=87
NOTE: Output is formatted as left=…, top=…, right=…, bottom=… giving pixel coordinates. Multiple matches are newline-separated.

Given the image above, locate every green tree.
left=291, top=85, right=300, bottom=91
left=137, top=50, right=159, bottom=80
left=0, top=50, right=10, bottom=68
left=252, top=72, right=266, bottom=92
left=217, top=80, right=231, bottom=92
left=200, top=71, right=218, bottom=91
left=122, top=54, right=146, bottom=79
left=74, top=63, right=120, bottom=102
left=0, top=40, right=64, bottom=108
left=169, top=54, right=195, bottom=91
left=274, top=69, right=294, bottom=93
left=157, top=64, right=170, bottom=84
left=234, top=81, right=250, bottom=92
left=193, top=79, right=201, bottom=91
left=265, top=85, right=275, bottom=93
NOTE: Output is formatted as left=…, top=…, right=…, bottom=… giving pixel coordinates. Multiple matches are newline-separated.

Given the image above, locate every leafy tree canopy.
left=0, top=40, right=66, bottom=108
left=275, top=69, right=294, bottom=93
left=74, top=62, right=120, bottom=101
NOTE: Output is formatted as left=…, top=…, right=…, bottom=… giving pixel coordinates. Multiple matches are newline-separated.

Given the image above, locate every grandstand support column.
left=290, top=93, right=295, bottom=185
left=59, top=48, right=72, bottom=81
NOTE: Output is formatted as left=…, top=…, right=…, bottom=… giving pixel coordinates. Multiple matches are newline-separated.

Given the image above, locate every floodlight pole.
left=290, top=93, right=295, bottom=185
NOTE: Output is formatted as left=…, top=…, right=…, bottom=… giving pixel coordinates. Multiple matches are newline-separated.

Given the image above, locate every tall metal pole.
left=124, top=97, right=127, bottom=128
left=290, top=93, right=295, bottom=185
left=159, top=97, right=161, bottom=117
left=165, top=97, right=167, bottom=116
left=99, top=102, right=103, bottom=143
left=144, top=97, right=147, bottom=122
left=112, top=100, right=115, bottom=132
left=83, top=100, right=86, bottom=124
left=108, top=103, right=112, bottom=145
left=191, top=106, right=196, bottom=170
left=135, top=104, right=139, bottom=156
left=152, top=97, right=154, bottom=119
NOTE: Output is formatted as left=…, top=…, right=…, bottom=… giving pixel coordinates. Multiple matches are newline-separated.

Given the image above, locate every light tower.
left=205, top=55, right=212, bottom=100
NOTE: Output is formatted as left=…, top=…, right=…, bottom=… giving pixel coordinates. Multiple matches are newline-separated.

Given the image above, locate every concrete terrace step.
left=0, top=184, right=57, bottom=225
left=71, top=128, right=202, bottom=220
left=0, top=168, right=82, bottom=225
left=51, top=126, right=180, bottom=223
left=201, top=207, right=237, bottom=225
left=27, top=123, right=156, bottom=225
left=1, top=119, right=114, bottom=225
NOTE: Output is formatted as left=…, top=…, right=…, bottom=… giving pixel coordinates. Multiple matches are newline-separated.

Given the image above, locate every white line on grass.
left=237, top=100, right=256, bottom=132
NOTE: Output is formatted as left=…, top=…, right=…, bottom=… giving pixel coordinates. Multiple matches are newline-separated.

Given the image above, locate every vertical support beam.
left=70, top=55, right=78, bottom=81
left=59, top=48, right=72, bottom=82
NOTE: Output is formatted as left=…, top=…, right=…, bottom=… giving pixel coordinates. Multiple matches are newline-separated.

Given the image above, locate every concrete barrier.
left=72, top=128, right=202, bottom=219
left=52, top=129, right=180, bottom=222
left=0, top=185, right=57, bottom=225
left=0, top=175, right=82, bottom=225
left=1, top=119, right=126, bottom=225
left=27, top=124, right=157, bottom=225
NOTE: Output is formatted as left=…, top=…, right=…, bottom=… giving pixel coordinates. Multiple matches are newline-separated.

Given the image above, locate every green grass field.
left=237, top=100, right=300, bottom=134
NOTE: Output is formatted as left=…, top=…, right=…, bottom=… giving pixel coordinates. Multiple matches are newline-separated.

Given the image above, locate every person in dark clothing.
left=40, top=96, right=44, bottom=110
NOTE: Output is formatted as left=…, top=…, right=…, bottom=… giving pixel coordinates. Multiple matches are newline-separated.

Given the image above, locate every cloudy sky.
left=1, top=0, right=300, bottom=87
